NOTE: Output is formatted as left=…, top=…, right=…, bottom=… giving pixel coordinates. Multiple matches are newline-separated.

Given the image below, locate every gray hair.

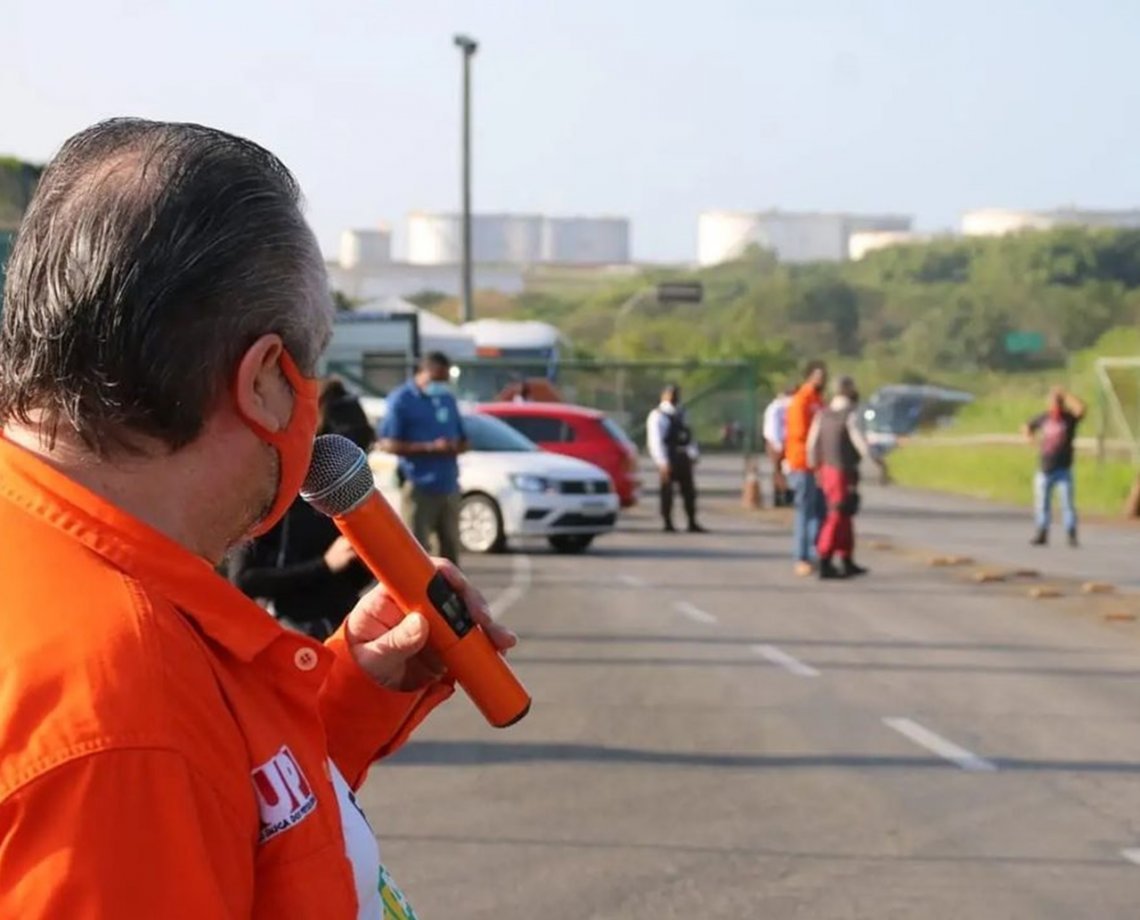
left=0, top=118, right=329, bottom=454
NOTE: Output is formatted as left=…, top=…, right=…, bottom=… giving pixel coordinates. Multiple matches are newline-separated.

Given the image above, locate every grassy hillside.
left=889, top=444, right=1136, bottom=518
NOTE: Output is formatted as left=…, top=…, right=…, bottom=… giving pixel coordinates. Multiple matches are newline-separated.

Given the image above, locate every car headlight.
left=510, top=474, right=551, bottom=493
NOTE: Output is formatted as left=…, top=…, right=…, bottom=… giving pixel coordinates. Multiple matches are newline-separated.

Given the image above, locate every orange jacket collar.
left=0, top=436, right=287, bottom=662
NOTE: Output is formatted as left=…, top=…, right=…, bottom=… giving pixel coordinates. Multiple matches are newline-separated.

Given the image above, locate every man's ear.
left=234, top=334, right=288, bottom=434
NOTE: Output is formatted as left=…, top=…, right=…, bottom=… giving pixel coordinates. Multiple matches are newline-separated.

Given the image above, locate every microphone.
left=301, top=434, right=531, bottom=728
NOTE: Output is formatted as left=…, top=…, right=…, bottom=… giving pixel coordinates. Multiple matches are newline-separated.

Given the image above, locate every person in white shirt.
left=762, top=387, right=795, bottom=507
left=646, top=384, right=706, bottom=533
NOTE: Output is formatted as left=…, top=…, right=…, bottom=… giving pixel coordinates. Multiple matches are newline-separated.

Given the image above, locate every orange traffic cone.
left=742, top=456, right=762, bottom=509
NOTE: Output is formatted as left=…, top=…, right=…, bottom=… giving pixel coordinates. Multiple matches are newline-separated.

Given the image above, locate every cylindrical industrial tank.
left=339, top=227, right=392, bottom=270
left=697, top=211, right=764, bottom=266
left=961, top=209, right=1056, bottom=237
left=1052, top=208, right=1140, bottom=230
left=407, top=212, right=462, bottom=265
left=848, top=230, right=926, bottom=261
left=473, top=214, right=543, bottom=264
left=542, top=217, right=631, bottom=264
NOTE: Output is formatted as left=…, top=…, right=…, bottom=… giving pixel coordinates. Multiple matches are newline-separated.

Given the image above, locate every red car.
left=476, top=402, right=641, bottom=508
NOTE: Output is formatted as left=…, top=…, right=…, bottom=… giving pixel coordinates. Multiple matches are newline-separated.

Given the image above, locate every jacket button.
left=294, top=647, right=319, bottom=672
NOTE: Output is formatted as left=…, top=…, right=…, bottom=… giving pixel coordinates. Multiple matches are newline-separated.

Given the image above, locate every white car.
left=367, top=410, right=619, bottom=554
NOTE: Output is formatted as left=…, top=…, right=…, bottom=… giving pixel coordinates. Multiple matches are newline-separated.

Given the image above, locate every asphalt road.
left=359, top=471, right=1140, bottom=919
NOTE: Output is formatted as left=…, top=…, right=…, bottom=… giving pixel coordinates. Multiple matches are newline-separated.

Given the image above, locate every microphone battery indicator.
left=426, top=573, right=474, bottom=638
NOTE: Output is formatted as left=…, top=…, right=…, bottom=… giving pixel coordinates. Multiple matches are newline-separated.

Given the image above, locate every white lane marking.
left=618, top=574, right=649, bottom=588
left=1120, top=849, right=1140, bottom=866
left=882, top=717, right=998, bottom=773
left=674, top=601, right=718, bottom=624
left=489, top=554, right=532, bottom=621
left=753, top=644, right=820, bottom=678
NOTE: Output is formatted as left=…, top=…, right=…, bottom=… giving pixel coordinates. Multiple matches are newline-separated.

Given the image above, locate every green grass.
left=854, top=327, right=1140, bottom=440
left=889, top=443, right=1137, bottom=517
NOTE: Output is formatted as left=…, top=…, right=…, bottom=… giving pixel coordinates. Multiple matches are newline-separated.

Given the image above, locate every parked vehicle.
left=862, top=384, right=975, bottom=453
left=476, top=402, right=641, bottom=508
left=366, top=410, right=618, bottom=554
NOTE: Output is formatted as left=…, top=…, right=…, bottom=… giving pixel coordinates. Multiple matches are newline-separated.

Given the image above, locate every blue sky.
left=6, top=0, right=1139, bottom=261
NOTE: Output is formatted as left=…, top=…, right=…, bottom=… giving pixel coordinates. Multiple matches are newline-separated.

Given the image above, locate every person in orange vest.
left=0, top=118, right=515, bottom=918
left=784, top=360, right=828, bottom=576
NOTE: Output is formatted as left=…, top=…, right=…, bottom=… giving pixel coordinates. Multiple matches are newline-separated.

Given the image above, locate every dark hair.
left=803, top=359, right=827, bottom=380
left=0, top=118, right=328, bottom=454
left=422, top=351, right=451, bottom=372
left=318, top=381, right=374, bottom=452
left=319, top=377, right=350, bottom=406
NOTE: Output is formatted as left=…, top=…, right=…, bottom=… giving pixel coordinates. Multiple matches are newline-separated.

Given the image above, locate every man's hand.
left=341, top=560, right=518, bottom=692
left=323, top=536, right=358, bottom=573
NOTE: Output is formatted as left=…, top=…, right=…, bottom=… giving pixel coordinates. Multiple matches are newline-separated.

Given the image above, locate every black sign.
left=656, top=281, right=704, bottom=304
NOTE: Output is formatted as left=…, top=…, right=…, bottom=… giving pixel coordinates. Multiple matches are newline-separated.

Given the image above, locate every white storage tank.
left=407, top=212, right=462, bottom=265
left=848, top=230, right=930, bottom=260
left=962, top=207, right=1140, bottom=236
left=699, top=210, right=913, bottom=264
left=473, top=213, right=544, bottom=264
left=407, top=212, right=544, bottom=265
left=541, top=217, right=631, bottom=264
left=961, top=209, right=1056, bottom=237
left=338, top=227, right=392, bottom=270
left=757, top=212, right=849, bottom=263
left=698, top=211, right=764, bottom=266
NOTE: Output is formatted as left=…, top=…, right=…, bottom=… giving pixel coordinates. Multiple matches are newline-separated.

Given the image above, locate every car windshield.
left=601, top=417, right=637, bottom=451
left=464, top=413, right=539, bottom=452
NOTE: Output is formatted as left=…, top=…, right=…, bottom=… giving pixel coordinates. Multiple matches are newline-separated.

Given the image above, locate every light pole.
left=454, top=33, right=478, bottom=325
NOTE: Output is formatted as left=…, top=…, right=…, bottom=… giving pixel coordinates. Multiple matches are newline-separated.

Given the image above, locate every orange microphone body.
left=302, top=435, right=531, bottom=728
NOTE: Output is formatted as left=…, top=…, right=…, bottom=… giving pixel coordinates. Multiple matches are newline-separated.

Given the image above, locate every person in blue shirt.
left=380, top=352, right=468, bottom=563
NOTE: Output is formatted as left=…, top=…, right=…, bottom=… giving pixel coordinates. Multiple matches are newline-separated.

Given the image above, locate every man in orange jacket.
left=0, top=118, right=515, bottom=918
left=784, top=360, right=828, bottom=576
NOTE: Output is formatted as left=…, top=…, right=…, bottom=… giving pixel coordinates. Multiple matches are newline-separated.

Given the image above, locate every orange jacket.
left=784, top=383, right=824, bottom=472
left=0, top=436, right=452, bottom=917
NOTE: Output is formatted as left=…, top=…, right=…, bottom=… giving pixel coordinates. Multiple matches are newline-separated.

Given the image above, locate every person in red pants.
left=806, top=376, right=887, bottom=579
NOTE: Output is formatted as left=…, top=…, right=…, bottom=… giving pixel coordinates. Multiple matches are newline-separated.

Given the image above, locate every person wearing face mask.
left=228, top=378, right=378, bottom=640
left=380, top=352, right=468, bottom=564
left=646, top=383, right=707, bottom=533
left=784, top=359, right=828, bottom=576
left=0, top=119, right=514, bottom=918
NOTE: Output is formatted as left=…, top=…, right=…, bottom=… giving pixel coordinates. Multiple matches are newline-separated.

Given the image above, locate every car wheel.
left=548, top=534, right=595, bottom=554
left=459, top=494, right=506, bottom=554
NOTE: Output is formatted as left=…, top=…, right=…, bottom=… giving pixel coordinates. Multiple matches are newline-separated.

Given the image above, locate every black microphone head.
left=301, top=434, right=375, bottom=517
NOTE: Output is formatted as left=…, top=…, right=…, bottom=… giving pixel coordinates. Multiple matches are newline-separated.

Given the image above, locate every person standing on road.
left=763, top=385, right=795, bottom=507
left=785, top=360, right=828, bottom=575
left=380, top=352, right=468, bottom=564
left=807, top=376, right=887, bottom=579
left=647, top=384, right=707, bottom=533
left=0, top=117, right=515, bottom=916
left=1023, top=386, right=1086, bottom=547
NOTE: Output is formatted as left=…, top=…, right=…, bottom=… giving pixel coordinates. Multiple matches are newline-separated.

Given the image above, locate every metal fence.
left=326, top=356, right=776, bottom=454
left=1096, top=357, right=1140, bottom=464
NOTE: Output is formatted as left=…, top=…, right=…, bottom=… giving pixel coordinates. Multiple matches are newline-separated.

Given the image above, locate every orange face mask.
left=238, top=351, right=320, bottom=538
